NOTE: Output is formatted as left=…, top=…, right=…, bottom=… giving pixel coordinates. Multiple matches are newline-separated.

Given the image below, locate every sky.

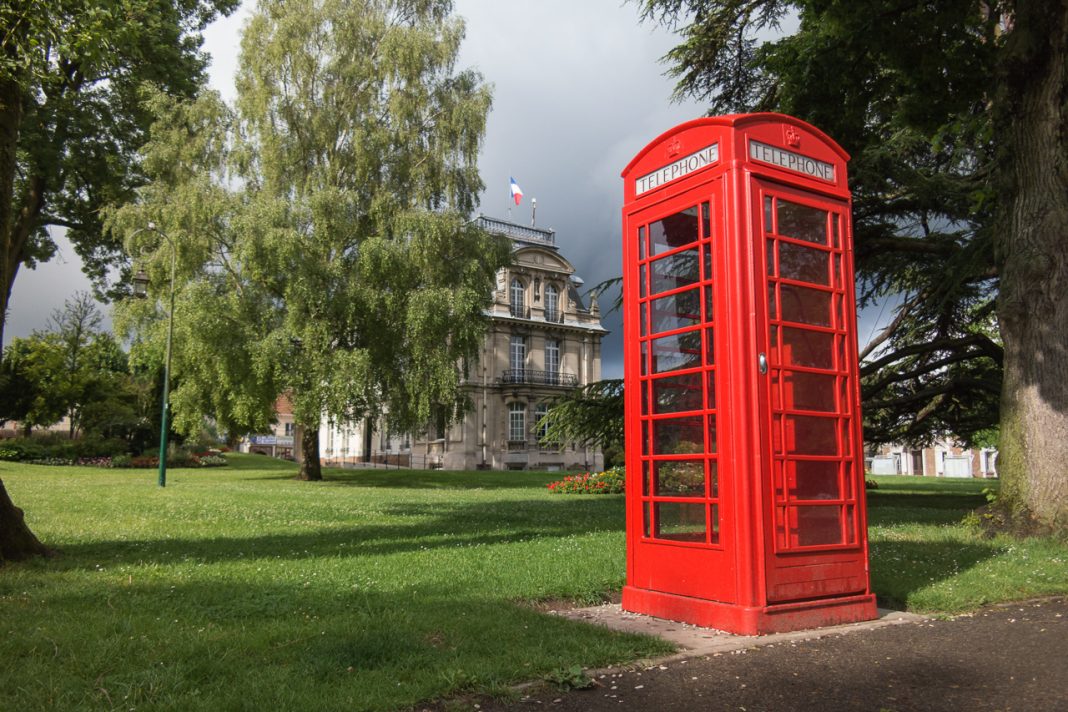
left=4, top=1, right=884, bottom=377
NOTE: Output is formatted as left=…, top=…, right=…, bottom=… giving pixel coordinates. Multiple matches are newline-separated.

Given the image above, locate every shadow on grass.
left=870, top=538, right=1001, bottom=610
left=6, top=579, right=669, bottom=711
left=242, top=466, right=562, bottom=491
left=866, top=489, right=988, bottom=527
left=54, top=495, right=626, bottom=570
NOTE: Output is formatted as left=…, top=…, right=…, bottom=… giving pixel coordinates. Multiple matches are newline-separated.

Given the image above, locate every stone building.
left=318, top=215, right=607, bottom=471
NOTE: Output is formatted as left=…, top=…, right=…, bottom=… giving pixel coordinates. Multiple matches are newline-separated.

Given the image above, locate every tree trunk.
left=295, top=423, right=322, bottom=481
left=0, top=477, right=51, bottom=563
left=995, top=0, right=1068, bottom=533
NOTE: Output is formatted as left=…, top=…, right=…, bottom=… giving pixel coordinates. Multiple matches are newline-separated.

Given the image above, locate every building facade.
left=319, top=215, right=607, bottom=471
left=868, top=440, right=998, bottom=478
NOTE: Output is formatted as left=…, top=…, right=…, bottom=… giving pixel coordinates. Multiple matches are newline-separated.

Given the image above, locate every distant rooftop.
left=475, top=214, right=556, bottom=248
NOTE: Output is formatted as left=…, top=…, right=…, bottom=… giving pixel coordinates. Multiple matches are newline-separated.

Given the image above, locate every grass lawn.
left=1, top=458, right=1066, bottom=711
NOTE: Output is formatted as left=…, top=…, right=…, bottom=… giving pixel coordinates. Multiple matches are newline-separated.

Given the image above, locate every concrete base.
left=550, top=601, right=925, bottom=661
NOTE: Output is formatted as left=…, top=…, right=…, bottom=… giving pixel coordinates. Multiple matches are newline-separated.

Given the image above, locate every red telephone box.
left=620, top=114, right=877, bottom=635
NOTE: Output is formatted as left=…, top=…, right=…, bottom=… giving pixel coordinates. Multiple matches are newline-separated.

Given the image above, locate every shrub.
left=547, top=466, right=624, bottom=495
left=0, top=447, right=21, bottom=461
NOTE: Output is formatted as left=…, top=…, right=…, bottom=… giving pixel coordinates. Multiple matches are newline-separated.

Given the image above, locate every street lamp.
left=129, top=222, right=176, bottom=488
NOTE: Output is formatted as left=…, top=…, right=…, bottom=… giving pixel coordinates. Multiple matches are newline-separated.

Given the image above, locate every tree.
left=0, top=0, right=239, bottom=348
left=0, top=0, right=238, bottom=563
left=108, top=0, right=511, bottom=481
left=0, top=334, right=67, bottom=434
left=638, top=0, right=1068, bottom=531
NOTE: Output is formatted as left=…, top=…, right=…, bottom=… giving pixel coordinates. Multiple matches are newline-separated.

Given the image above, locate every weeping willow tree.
left=108, top=0, right=510, bottom=481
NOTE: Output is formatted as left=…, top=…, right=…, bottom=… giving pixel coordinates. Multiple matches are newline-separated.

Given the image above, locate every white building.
left=319, top=215, right=607, bottom=471
left=868, top=440, right=998, bottom=478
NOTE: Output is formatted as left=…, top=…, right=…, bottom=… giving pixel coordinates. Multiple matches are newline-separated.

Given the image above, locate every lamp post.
left=130, top=222, right=176, bottom=488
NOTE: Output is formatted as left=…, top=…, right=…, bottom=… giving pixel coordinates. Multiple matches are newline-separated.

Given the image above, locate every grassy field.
left=1, top=458, right=1066, bottom=711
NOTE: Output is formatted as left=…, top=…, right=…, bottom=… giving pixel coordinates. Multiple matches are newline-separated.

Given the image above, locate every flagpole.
left=531, top=198, right=537, bottom=227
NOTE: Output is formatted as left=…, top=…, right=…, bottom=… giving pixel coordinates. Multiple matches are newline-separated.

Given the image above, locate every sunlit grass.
left=868, top=475, right=1068, bottom=612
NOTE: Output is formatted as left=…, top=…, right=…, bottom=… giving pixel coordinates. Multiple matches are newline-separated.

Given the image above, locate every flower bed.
left=19, top=452, right=228, bottom=469
left=547, top=466, right=624, bottom=495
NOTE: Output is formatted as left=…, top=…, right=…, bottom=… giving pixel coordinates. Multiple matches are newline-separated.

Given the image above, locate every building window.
left=510, top=278, right=526, bottom=317
left=510, top=334, right=526, bottom=373
left=509, top=402, right=526, bottom=443
left=545, top=338, right=560, bottom=379
left=544, top=283, right=559, bottom=322
left=284, top=422, right=294, bottom=437
left=534, top=403, right=550, bottom=442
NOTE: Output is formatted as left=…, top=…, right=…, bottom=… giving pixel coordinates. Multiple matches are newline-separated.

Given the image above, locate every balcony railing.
left=500, top=369, right=578, bottom=386
left=476, top=215, right=556, bottom=246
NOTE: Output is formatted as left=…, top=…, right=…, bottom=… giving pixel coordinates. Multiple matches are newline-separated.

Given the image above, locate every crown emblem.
left=666, top=137, right=682, bottom=157
left=784, top=126, right=801, bottom=148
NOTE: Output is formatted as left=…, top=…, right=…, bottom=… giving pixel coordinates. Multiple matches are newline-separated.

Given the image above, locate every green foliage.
left=637, top=0, right=1005, bottom=447
left=544, top=665, right=594, bottom=691
left=0, top=0, right=239, bottom=349
left=538, top=379, right=624, bottom=451
left=108, top=0, right=511, bottom=467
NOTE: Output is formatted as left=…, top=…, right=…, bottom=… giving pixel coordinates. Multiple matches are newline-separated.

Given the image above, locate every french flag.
left=509, top=177, right=523, bottom=205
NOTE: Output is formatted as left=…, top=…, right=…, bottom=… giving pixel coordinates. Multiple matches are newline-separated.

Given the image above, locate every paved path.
left=479, top=597, right=1068, bottom=712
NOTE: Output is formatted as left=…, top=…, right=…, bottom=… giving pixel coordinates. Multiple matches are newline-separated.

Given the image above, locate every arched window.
left=534, top=403, right=550, bottom=441
left=544, top=283, right=559, bottom=322
left=510, top=278, right=526, bottom=317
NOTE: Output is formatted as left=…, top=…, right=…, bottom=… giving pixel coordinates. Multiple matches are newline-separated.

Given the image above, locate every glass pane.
left=706, top=370, right=716, bottom=409
left=796, top=505, right=843, bottom=546
left=643, top=501, right=651, bottom=538
left=704, top=328, right=715, bottom=366
left=707, top=414, right=718, bottom=453
left=652, top=372, right=703, bottom=414
left=640, top=340, right=648, bottom=376
left=652, top=416, right=705, bottom=455
left=789, top=460, right=840, bottom=500
left=650, top=289, right=701, bottom=333
left=639, top=263, right=647, bottom=298
left=780, top=284, right=832, bottom=326
left=650, top=331, right=703, bottom=374
left=650, top=248, right=700, bottom=294
left=653, top=459, right=705, bottom=497
left=777, top=200, right=828, bottom=244
left=640, top=302, right=646, bottom=337
left=654, top=502, right=706, bottom=542
left=701, top=201, right=710, bottom=239
left=832, top=217, right=840, bottom=249
left=780, top=370, right=837, bottom=412
left=641, top=420, right=649, bottom=455
left=779, top=241, right=829, bottom=285
left=768, top=284, right=777, bottom=320
left=650, top=207, right=699, bottom=255
left=766, top=239, right=776, bottom=276
left=846, top=505, right=856, bottom=544
left=785, top=415, right=838, bottom=456
left=703, top=285, right=714, bottom=322
left=638, top=226, right=646, bottom=260
left=780, top=327, right=834, bottom=369
left=702, top=243, right=713, bottom=282
left=764, top=196, right=773, bottom=233
left=710, top=503, right=720, bottom=544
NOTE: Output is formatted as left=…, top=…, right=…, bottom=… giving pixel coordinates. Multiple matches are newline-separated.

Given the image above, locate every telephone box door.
left=753, top=179, right=870, bottom=603
left=626, top=183, right=737, bottom=605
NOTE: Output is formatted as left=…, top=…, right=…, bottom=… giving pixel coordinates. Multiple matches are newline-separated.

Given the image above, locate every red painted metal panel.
left=621, top=114, right=875, bottom=635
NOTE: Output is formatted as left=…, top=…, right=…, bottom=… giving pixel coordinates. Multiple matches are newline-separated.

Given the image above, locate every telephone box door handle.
left=758, top=352, right=768, bottom=374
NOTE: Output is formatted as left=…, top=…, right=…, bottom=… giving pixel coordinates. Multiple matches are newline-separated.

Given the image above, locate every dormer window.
left=510, top=278, right=526, bottom=318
